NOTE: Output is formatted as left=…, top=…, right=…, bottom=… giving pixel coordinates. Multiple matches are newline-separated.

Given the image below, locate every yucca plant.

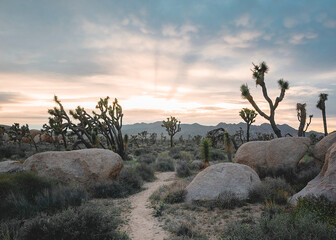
left=201, top=138, right=211, bottom=168
left=316, top=93, right=328, bottom=136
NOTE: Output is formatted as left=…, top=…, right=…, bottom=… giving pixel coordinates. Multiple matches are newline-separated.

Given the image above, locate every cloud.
left=283, top=17, right=298, bottom=28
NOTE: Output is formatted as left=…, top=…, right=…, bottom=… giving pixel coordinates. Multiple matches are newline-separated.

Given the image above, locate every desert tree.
left=162, top=116, right=181, bottom=147
left=316, top=93, right=328, bottom=136
left=297, top=103, right=313, bottom=137
left=239, top=108, right=257, bottom=142
left=240, top=61, right=289, bottom=138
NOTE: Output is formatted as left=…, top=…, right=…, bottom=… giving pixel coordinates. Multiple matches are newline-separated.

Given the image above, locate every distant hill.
left=122, top=121, right=323, bottom=138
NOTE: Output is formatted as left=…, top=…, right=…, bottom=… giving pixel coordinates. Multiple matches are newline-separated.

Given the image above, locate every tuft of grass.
left=193, top=191, right=246, bottom=210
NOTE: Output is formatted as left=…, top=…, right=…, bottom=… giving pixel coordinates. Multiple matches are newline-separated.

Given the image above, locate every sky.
left=0, top=0, right=335, bottom=132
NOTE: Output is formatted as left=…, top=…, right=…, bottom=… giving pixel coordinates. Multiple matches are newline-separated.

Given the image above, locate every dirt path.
left=127, top=171, right=175, bottom=240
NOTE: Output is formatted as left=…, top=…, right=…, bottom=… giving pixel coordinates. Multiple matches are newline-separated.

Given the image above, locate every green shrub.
left=169, top=147, right=182, bottom=159
left=248, top=177, right=294, bottom=205
left=176, top=161, right=192, bottom=178
left=0, top=172, right=53, bottom=202
left=150, top=183, right=186, bottom=204
left=0, top=184, right=88, bottom=220
left=163, top=187, right=186, bottom=204
left=0, top=219, right=21, bottom=240
left=194, top=191, right=245, bottom=210
left=136, top=163, right=155, bottom=182
left=155, top=157, right=175, bottom=172
left=136, top=153, right=156, bottom=164
left=180, top=151, right=193, bottom=161
left=92, top=166, right=144, bottom=198
left=223, top=210, right=336, bottom=240
left=20, top=204, right=129, bottom=240
left=296, top=195, right=336, bottom=226
left=211, top=149, right=227, bottom=161
left=167, top=220, right=204, bottom=239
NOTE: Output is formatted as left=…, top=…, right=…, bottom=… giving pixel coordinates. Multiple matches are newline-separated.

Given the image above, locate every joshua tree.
left=47, top=96, right=126, bottom=159
left=240, top=62, right=289, bottom=138
left=239, top=108, right=257, bottom=142
left=201, top=138, right=211, bottom=168
left=224, top=131, right=233, bottom=162
left=297, top=103, right=313, bottom=137
left=316, top=93, right=328, bottom=136
left=162, top=116, right=181, bottom=147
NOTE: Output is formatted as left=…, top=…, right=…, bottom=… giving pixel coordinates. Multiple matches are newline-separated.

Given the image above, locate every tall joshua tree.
left=240, top=61, right=289, bottom=138
left=162, top=116, right=181, bottom=147
left=316, top=93, right=328, bottom=136
left=239, top=108, right=257, bottom=142
left=297, top=103, right=313, bottom=137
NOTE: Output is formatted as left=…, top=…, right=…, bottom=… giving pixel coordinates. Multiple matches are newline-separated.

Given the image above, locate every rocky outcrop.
left=23, top=149, right=123, bottom=185
left=185, top=163, right=260, bottom=202
left=0, top=160, right=23, bottom=173
left=313, top=132, right=336, bottom=162
left=235, top=137, right=310, bottom=172
left=290, top=142, right=336, bottom=203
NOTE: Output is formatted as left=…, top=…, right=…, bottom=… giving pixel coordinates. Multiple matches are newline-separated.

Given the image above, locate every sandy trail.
left=127, top=171, right=175, bottom=240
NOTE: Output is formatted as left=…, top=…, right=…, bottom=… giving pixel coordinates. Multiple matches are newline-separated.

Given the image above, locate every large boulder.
left=233, top=141, right=268, bottom=172
left=23, top=149, right=123, bottom=185
left=290, top=142, right=336, bottom=203
left=235, top=137, right=310, bottom=172
left=185, top=163, right=260, bottom=202
left=313, top=132, right=336, bottom=162
left=0, top=160, right=23, bottom=173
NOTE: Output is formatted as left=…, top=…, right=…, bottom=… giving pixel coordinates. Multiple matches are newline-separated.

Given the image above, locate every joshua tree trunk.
left=270, top=116, right=282, bottom=138
left=170, top=135, right=173, bottom=147
left=322, top=109, right=328, bottom=136
left=246, top=124, right=250, bottom=142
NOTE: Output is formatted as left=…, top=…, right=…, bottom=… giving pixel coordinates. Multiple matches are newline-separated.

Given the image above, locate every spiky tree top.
left=162, top=116, right=181, bottom=137
left=239, top=108, right=258, bottom=125
left=316, top=93, right=328, bottom=110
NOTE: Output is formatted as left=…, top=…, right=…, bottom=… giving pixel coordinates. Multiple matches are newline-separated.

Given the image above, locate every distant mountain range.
left=1, top=122, right=323, bottom=138
left=122, top=121, right=323, bottom=138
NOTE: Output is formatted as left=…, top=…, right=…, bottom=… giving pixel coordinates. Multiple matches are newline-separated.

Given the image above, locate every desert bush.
left=134, top=147, right=152, bottom=156
left=91, top=181, right=124, bottom=198
left=163, top=186, right=187, bottom=204
left=167, top=220, right=204, bottom=239
left=169, top=147, right=182, bottom=159
left=92, top=166, right=143, bottom=198
left=155, top=156, right=175, bottom=172
left=150, top=182, right=186, bottom=204
left=211, top=149, right=227, bottom=161
left=176, top=161, right=192, bottom=178
left=19, top=204, right=129, bottom=240
left=136, top=153, right=156, bottom=164
left=189, top=160, right=203, bottom=170
left=248, top=177, right=294, bottom=205
left=136, top=163, right=155, bottom=182
left=0, top=172, right=52, bottom=202
left=194, top=191, right=245, bottom=210
left=223, top=209, right=336, bottom=240
left=0, top=145, right=19, bottom=159
left=296, top=195, right=336, bottom=226
left=256, top=164, right=319, bottom=192
left=0, top=219, right=21, bottom=240
left=0, top=184, right=88, bottom=220
left=149, top=185, right=170, bottom=203
left=118, top=166, right=143, bottom=194
left=180, top=151, right=193, bottom=162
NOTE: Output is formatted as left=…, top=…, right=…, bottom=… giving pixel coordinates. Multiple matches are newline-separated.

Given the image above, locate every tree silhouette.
left=316, top=93, right=328, bottom=136
left=240, top=61, right=289, bottom=138
left=239, top=108, right=257, bottom=142
left=161, top=116, right=181, bottom=147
